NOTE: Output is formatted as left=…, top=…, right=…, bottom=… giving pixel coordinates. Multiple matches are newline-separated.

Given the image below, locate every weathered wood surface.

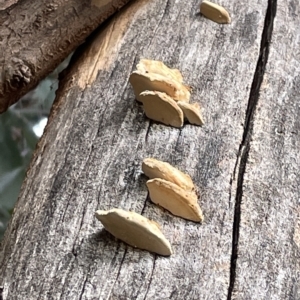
left=0, top=0, right=131, bottom=113
left=231, top=1, right=300, bottom=299
left=0, top=0, right=298, bottom=299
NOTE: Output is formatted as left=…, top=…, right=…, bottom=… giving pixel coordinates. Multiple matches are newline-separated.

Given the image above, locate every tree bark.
left=1, top=0, right=299, bottom=299
left=0, top=0, right=131, bottom=113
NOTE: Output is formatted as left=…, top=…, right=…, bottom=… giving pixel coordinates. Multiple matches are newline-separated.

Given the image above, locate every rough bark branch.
left=0, top=0, right=131, bottom=113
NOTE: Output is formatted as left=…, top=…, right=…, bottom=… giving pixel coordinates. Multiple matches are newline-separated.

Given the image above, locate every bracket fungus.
left=146, top=178, right=203, bottom=222
left=177, top=101, right=204, bottom=126
left=129, top=59, right=205, bottom=128
left=142, top=157, right=195, bottom=192
left=129, top=71, right=190, bottom=103
left=136, top=59, right=184, bottom=83
left=139, top=91, right=184, bottom=128
left=200, top=0, right=231, bottom=24
left=95, top=208, right=172, bottom=256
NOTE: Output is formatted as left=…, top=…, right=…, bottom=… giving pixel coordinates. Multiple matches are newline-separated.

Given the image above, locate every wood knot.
left=6, top=58, right=33, bottom=90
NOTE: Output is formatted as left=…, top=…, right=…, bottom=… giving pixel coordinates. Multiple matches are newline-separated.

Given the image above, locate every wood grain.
left=2, top=0, right=294, bottom=298
left=232, top=0, right=300, bottom=298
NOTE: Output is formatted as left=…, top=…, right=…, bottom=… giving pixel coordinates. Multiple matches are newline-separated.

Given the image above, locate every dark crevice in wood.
left=141, top=193, right=150, bottom=215
left=71, top=245, right=78, bottom=257
left=143, top=255, right=156, bottom=300
left=227, top=0, right=277, bottom=299
left=175, top=129, right=184, bottom=154
left=144, top=121, right=152, bottom=144
left=228, top=175, right=233, bottom=209
left=79, top=275, right=88, bottom=300
left=112, top=248, right=127, bottom=290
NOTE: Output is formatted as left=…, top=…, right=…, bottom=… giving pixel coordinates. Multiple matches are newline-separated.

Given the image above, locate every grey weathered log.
left=0, top=0, right=131, bottom=113
left=1, top=0, right=298, bottom=299
left=231, top=0, right=300, bottom=299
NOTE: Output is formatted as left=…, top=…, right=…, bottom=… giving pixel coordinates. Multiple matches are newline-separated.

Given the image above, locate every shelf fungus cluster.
left=129, top=59, right=204, bottom=128
left=143, top=158, right=203, bottom=223
left=95, top=158, right=203, bottom=256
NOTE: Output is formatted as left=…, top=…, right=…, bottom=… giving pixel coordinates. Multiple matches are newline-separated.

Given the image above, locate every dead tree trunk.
left=0, top=0, right=299, bottom=299
left=0, top=0, right=131, bottom=113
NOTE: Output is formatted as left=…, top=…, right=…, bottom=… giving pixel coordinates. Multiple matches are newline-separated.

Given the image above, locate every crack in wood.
left=144, top=121, right=152, bottom=144
left=111, top=248, right=128, bottom=295
left=142, top=255, right=156, bottom=300
left=145, top=0, right=171, bottom=50
left=79, top=275, right=89, bottom=300
left=141, top=192, right=150, bottom=215
left=227, top=0, right=277, bottom=299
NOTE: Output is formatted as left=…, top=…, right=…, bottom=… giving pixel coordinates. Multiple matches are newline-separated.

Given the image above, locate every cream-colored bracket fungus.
left=95, top=208, right=172, bottom=256
left=136, top=59, right=184, bottom=83
left=129, top=71, right=190, bottom=103
left=139, top=91, right=184, bottom=128
left=142, top=157, right=195, bottom=192
left=146, top=178, right=203, bottom=222
left=177, top=101, right=204, bottom=126
left=200, top=0, right=231, bottom=24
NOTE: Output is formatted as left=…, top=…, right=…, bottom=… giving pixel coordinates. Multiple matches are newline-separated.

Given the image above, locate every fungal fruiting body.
left=142, top=157, right=195, bottom=192
left=95, top=208, right=172, bottom=256
left=200, top=0, right=231, bottom=24
left=143, top=158, right=204, bottom=222
left=146, top=178, right=203, bottom=222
